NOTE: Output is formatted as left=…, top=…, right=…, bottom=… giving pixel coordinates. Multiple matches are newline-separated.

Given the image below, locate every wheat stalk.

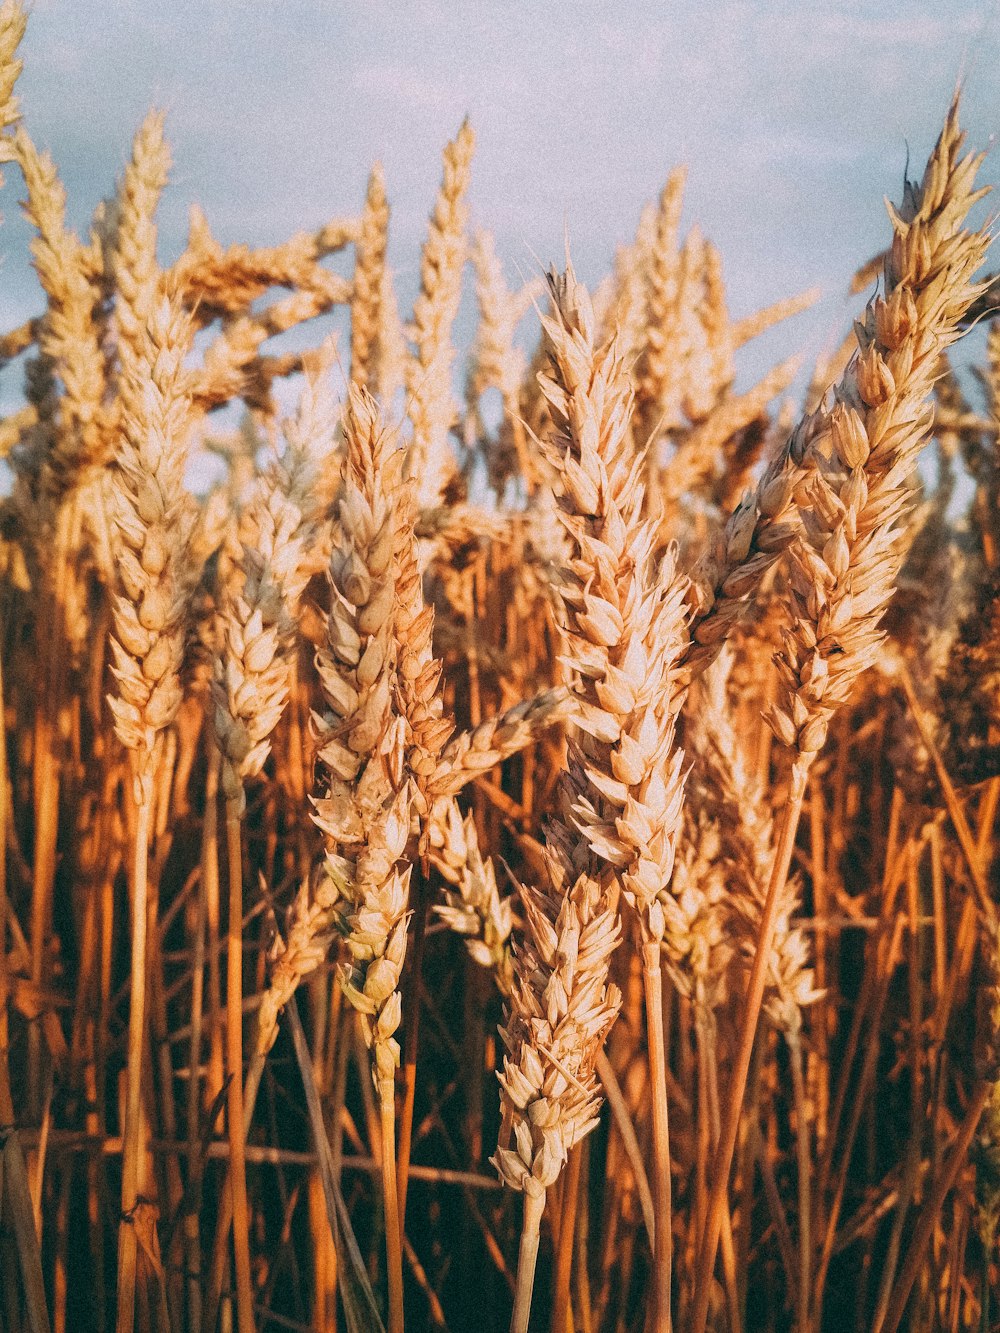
left=693, top=97, right=992, bottom=1333
left=107, top=288, right=194, bottom=1333
left=298, top=386, right=412, bottom=1333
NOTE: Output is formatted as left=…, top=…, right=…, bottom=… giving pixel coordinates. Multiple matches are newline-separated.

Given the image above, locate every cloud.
left=353, top=64, right=455, bottom=114
left=1, top=0, right=998, bottom=387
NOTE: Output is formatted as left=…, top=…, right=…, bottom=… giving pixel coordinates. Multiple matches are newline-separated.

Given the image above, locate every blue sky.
left=5, top=1, right=1000, bottom=399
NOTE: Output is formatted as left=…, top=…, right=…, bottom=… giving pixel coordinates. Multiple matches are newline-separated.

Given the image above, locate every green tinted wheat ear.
left=693, top=99, right=992, bottom=1333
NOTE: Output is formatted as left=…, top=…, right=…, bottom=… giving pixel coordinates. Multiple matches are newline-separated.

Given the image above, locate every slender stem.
left=870, top=1126, right=921, bottom=1333
left=379, top=1071, right=405, bottom=1333
left=899, top=664, right=995, bottom=921
left=594, top=1049, right=655, bottom=1243
left=202, top=1052, right=267, bottom=1333
left=813, top=917, right=904, bottom=1314
left=115, top=773, right=152, bottom=1333
left=510, top=1188, right=546, bottom=1333
left=691, top=763, right=808, bottom=1333
left=184, top=747, right=217, bottom=1333
left=29, top=503, right=73, bottom=1120
left=396, top=848, right=429, bottom=1225
left=0, top=645, right=51, bottom=1333
left=876, top=1082, right=989, bottom=1333
left=694, top=1013, right=710, bottom=1252
left=225, top=803, right=254, bottom=1333
left=787, top=1026, right=811, bottom=1332
left=551, top=1143, right=582, bottom=1333
left=643, top=939, right=673, bottom=1333
left=575, top=1141, right=593, bottom=1333
left=758, top=1127, right=799, bottom=1303
left=808, top=772, right=830, bottom=1159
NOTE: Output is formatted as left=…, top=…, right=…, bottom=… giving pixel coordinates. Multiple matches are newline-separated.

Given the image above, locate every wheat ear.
left=693, top=97, right=992, bottom=1333
left=544, top=263, right=695, bottom=1331
left=313, top=387, right=411, bottom=1333
left=634, top=166, right=687, bottom=444
left=350, top=162, right=389, bottom=393
left=406, top=118, right=475, bottom=508
left=496, top=863, right=621, bottom=1333
left=14, top=126, right=108, bottom=496
left=0, top=0, right=25, bottom=142
left=467, top=228, right=542, bottom=492
left=431, top=797, right=515, bottom=995
left=107, top=289, right=193, bottom=1333
left=210, top=351, right=330, bottom=1333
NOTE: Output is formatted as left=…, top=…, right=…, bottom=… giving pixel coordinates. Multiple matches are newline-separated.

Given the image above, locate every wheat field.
left=0, top=3, right=998, bottom=1330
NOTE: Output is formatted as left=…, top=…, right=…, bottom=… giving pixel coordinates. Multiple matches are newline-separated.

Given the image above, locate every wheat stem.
left=877, top=1082, right=989, bottom=1333
left=787, top=1025, right=811, bottom=1333
left=691, top=761, right=808, bottom=1333
left=510, top=1188, right=546, bottom=1333
left=396, top=851, right=429, bottom=1227
left=115, top=774, right=152, bottom=1333
left=379, top=1075, right=405, bottom=1333
left=551, top=1143, right=582, bottom=1333
left=643, top=940, right=673, bottom=1332
left=224, top=803, right=254, bottom=1333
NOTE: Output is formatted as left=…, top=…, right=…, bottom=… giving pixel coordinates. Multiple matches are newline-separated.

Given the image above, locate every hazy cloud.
left=1, top=0, right=997, bottom=390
